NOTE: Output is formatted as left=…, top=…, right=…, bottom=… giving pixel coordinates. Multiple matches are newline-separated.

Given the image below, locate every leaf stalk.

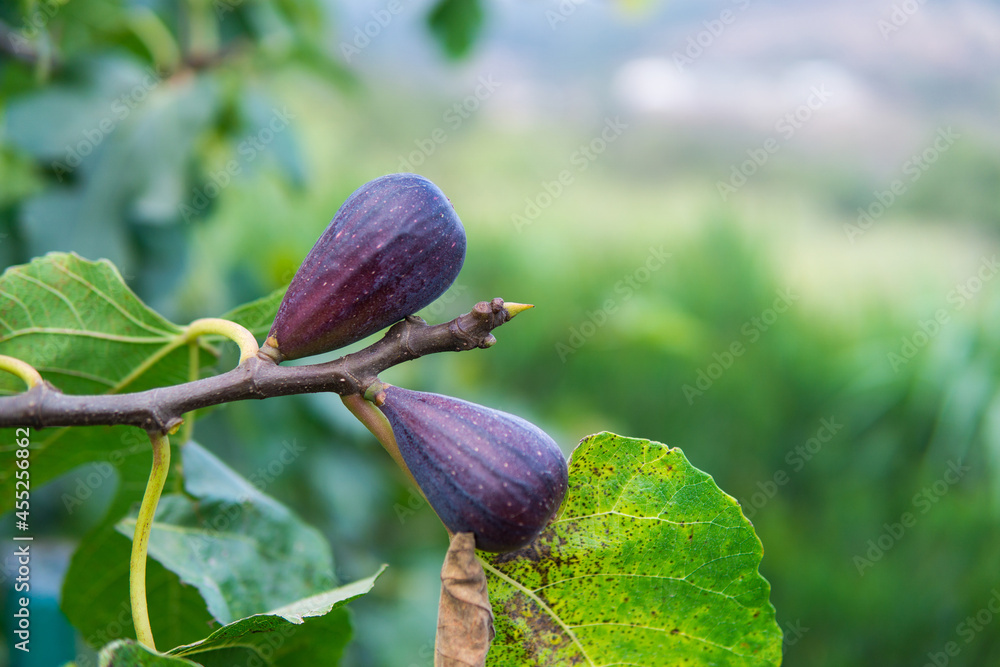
left=130, top=430, right=171, bottom=650
left=0, top=354, right=43, bottom=390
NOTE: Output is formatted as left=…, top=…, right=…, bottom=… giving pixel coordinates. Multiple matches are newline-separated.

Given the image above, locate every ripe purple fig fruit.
left=265, top=173, right=466, bottom=361
left=376, top=385, right=568, bottom=552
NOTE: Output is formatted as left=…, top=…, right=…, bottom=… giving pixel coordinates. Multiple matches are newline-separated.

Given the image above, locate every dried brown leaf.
left=435, top=532, right=495, bottom=667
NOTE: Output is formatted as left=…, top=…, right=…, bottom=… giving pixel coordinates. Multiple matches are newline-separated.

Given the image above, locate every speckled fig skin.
left=267, top=173, right=466, bottom=360
left=377, top=386, right=568, bottom=552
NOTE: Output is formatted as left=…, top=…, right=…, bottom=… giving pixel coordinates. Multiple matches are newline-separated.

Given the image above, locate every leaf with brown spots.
left=480, top=432, right=782, bottom=666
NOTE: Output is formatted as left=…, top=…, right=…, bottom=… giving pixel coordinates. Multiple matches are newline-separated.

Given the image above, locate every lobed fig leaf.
left=267, top=173, right=466, bottom=361
left=377, top=386, right=568, bottom=553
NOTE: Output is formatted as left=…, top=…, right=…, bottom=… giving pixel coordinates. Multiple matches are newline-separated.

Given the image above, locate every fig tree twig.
left=0, top=299, right=518, bottom=432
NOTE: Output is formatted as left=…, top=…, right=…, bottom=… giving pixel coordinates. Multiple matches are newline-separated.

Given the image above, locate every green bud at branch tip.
left=504, top=302, right=534, bottom=319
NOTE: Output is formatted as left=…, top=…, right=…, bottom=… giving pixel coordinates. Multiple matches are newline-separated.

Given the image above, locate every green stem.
left=130, top=430, right=171, bottom=650
left=109, top=317, right=254, bottom=396
left=185, top=0, right=219, bottom=62
left=185, top=318, right=259, bottom=364
left=126, top=6, right=181, bottom=72
left=341, top=393, right=426, bottom=500
left=0, top=354, right=43, bottom=389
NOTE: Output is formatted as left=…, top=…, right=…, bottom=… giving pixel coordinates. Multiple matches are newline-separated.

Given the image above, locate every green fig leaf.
left=116, top=441, right=336, bottom=625
left=481, top=432, right=782, bottom=667
left=0, top=252, right=215, bottom=514
left=167, top=569, right=384, bottom=664
left=96, top=640, right=202, bottom=666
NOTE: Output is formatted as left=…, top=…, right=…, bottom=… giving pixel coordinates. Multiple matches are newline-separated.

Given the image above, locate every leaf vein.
left=53, top=261, right=176, bottom=337
left=570, top=621, right=753, bottom=659
left=11, top=270, right=86, bottom=328
left=481, top=558, right=597, bottom=667
left=531, top=572, right=742, bottom=602
left=0, top=327, right=175, bottom=344
left=0, top=290, right=36, bottom=327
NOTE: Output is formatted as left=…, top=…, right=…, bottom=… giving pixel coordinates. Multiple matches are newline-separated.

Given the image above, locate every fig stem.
left=184, top=318, right=260, bottom=365
left=341, top=393, right=426, bottom=498
left=129, top=429, right=171, bottom=651
left=0, top=354, right=44, bottom=389
left=258, top=337, right=282, bottom=364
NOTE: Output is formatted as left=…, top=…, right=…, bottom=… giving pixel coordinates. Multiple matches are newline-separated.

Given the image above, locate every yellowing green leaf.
left=482, top=432, right=782, bottom=667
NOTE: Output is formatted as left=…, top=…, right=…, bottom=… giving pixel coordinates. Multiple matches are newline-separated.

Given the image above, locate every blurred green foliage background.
left=2, top=0, right=1000, bottom=665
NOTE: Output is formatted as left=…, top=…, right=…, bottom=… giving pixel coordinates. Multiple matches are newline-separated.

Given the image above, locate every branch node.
left=242, top=357, right=268, bottom=399
left=0, top=297, right=528, bottom=429
left=448, top=319, right=478, bottom=350
left=473, top=301, right=492, bottom=319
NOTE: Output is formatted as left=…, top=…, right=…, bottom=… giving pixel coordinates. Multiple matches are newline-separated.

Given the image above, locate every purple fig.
left=376, top=385, right=568, bottom=552
left=265, top=173, right=466, bottom=361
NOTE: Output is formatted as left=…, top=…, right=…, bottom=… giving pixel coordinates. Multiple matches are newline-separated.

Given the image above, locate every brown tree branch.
left=0, top=298, right=515, bottom=432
